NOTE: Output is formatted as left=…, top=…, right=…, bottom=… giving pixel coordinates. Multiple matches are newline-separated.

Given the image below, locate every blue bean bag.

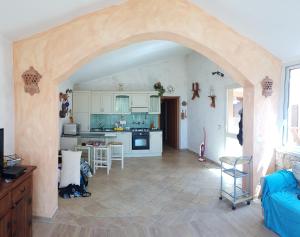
left=262, top=170, right=300, bottom=237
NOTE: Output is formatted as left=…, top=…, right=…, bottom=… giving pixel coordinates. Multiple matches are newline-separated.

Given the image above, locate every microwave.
left=63, top=123, right=79, bottom=135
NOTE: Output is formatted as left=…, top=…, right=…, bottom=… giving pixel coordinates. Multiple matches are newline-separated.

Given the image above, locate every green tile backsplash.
left=91, top=113, right=159, bottom=129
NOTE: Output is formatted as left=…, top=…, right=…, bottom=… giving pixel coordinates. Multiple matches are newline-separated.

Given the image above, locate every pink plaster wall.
left=13, top=0, right=282, bottom=217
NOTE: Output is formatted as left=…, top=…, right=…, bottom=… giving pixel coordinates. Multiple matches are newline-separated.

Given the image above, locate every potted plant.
left=153, top=82, right=165, bottom=96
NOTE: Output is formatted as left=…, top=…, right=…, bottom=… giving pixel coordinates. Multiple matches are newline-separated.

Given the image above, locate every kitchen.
left=60, top=90, right=163, bottom=158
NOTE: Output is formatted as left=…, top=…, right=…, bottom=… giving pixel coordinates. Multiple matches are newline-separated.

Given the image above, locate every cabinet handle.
left=20, top=187, right=26, bottom=193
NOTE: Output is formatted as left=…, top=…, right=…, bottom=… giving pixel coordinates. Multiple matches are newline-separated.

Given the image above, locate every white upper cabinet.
left=91, top=92, right=101, bottom=114
left=113, top=94, right=131, bottom=114
left=74, top=91, right=160, bottom=116
left=149, top=95, right=161, bottom=114
left=91, top=92, right=113, bottom=114
left=73, top=91, right=91, bottom=132
left=131, top=94, right=149, bottom=108
left=101, top=93, right=113, bottom=114
left=73, top=91, right=90, bottom=113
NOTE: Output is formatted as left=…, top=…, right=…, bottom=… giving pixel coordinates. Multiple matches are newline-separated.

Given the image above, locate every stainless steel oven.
left=132, top=129, right=149, bottom=150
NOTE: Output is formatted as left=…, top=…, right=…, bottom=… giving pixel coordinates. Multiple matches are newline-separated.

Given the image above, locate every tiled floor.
left=33, top=148, right=277, bottom=237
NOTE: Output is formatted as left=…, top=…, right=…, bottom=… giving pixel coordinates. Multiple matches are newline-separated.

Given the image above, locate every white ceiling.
left=69, top=40, right=193, bottom=84
left=0, top=0, right=299, bottom=61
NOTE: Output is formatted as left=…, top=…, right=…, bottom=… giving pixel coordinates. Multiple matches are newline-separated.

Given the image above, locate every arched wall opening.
left=13, top=0, right=281, bottom=218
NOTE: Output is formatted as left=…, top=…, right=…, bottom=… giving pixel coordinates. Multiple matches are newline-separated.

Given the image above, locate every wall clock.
left=167, top=85, right=175, bottom=94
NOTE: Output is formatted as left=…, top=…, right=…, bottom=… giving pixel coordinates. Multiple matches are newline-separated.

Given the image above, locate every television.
left=0, top=128, right=3, bottom=176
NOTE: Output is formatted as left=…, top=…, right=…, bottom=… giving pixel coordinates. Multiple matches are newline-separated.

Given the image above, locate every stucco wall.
left=0, top=35, right=14, bottom=155
left=186, top=52, right=239, bottom=163
left=13, top=0, right=282, bottom=217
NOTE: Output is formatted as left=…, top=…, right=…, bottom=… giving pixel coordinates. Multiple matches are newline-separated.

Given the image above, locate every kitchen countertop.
left=61, top=129, right=162, bottom=138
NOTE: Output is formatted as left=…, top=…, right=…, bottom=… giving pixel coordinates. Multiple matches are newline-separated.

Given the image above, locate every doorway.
left=160, top=96, right=180, bottom=149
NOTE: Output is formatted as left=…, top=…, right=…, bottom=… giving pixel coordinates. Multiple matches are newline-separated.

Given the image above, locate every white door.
left=150, top=132, right=162, bottom=154
left=91, top=92, right=101, bottom=114
left=73, top=112, right=90, bottom=132
left=225, top=87, right=243, bottom=156
left=131, top=94, right=149, bottom=107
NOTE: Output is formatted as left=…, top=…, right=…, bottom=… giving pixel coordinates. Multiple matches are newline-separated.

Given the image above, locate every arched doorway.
left=13, top=0, right=281, bottom=217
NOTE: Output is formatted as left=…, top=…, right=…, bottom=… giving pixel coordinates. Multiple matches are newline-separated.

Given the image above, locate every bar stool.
left=108, top=142, right=124, bottom=169
left=74, top=145, right=93, bottom=168
left=94, top=146, right=111, bottom=175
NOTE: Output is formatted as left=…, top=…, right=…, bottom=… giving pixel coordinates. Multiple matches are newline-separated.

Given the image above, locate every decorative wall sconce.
left=22, top=66, right=42, bottom=96
left=192, top=82, right=200, bottom=100
left=181, top=101, right=187, bottom=119
left=261, top=76, right=273, bottom=97
left=212, top=71, right=224, bottom=78
left=208, top=87, right=216, bottom=108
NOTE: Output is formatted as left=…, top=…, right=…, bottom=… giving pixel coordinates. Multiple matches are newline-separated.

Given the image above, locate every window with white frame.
left=285, top=66, right=300, bottom=151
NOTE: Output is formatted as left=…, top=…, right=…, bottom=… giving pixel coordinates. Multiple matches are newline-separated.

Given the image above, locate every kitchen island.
left=60, top=129, right=162, bottom=157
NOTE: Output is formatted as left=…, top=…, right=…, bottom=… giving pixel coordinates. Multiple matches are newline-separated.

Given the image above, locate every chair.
left=108, top=142, right=124, bottom=169
left=94, top=146, right=111, bottom=175
left=59, top=150, right=82, bottom=188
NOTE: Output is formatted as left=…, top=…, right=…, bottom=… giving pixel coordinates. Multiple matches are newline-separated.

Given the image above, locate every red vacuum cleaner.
left=198, top=128, right=206, bottom=162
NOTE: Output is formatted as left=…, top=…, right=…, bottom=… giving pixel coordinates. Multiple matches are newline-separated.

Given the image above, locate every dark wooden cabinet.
left=0, top=166, right=36, bottom=237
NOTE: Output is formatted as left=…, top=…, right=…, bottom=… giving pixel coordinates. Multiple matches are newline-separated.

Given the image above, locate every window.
left=284, top=66, right=300, bottom=152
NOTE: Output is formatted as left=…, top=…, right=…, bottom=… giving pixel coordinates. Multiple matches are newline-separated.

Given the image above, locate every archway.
left=13, top=0, right=281, bottom=218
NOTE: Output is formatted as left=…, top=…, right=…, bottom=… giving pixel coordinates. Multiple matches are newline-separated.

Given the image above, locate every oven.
left=132, top=130, right=149, bottom=150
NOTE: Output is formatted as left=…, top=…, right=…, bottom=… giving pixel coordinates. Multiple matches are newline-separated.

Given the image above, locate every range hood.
left=131, top=107, right=149, bottom=113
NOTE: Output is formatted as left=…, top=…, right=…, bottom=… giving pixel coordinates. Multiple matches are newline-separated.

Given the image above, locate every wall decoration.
left=167, top=85, right=175, bottom=94
left=59, top=89, right=72, bottom=118
left=21, top=66, right=42, bottom=96
left=181, top=100, right=187, bottom=119
left=208, top=87, right=216, bottom=108
left=261, top=76, right=273, bottom=97
left=212, top=71, right=224, bottom=78
left=192, top=82, right=200, bottom=100
left=153, top=82, right=165, bottom=96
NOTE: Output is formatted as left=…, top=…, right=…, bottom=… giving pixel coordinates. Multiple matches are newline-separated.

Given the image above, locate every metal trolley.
left=219, top=156, right=253, bottom=210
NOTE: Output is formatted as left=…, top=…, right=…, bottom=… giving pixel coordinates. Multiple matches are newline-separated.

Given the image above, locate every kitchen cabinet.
left=73, top=91, right=90, bottom=132
left=101, top=94, right=113, bottom=114
left=91, top=92, right=113, bottom=114
left=150, top=131, right=162, bottom=154
left=131, top=94, right=149, bottom=108
left=149, top=95, right=161, bottom=114
left=111, top=132, right=132, bottom=156
left=73, top=91, right=90, bottom=113
left=113, top=94, right=130, bottom=114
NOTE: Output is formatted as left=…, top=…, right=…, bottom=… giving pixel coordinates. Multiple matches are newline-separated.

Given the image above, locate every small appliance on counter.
left=63, top=123, right=79, bottom=135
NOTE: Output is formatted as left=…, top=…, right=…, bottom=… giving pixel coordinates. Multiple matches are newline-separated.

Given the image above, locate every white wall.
left=75, top=56, right=189, bottom=149
left=186, top=52, right=239, bottom=163
left=0, top=35, right=14, bottom=155
left=58, top=80, right=74, bottom=137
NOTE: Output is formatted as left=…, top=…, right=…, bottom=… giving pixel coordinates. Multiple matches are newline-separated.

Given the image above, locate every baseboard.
left=33, top=205, right=57, bottom=221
